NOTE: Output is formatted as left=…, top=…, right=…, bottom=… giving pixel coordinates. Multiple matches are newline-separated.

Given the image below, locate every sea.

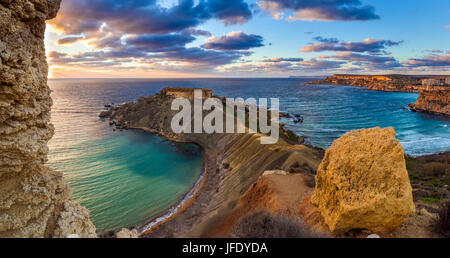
left=47, top=78, right=450, bottom=233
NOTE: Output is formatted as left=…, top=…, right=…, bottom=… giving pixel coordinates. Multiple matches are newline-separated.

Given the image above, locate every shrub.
left=423, top=162, right=447, bottom=177
left=231, top=210, right=324, bottom=238
left=435, top=201, right=450, bottom=238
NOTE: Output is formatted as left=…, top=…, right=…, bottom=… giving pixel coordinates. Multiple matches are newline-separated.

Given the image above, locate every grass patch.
left=415, top=196, right=440, bottom=204
left=231, top=210, right=325, bottom=238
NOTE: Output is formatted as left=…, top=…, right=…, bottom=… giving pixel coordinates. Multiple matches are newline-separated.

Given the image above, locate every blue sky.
left=45, top=0, right=450, bottom=78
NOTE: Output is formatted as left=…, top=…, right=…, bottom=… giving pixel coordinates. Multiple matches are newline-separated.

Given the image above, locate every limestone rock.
left=53, top=201, right=97, bottom=238
left=311, top=127, right=415, bottom=233
left=116, top=228, right=139, bottom=238
left=410, top=90, right=450, bottom=116
left=0, top=0, right=96, bottom=237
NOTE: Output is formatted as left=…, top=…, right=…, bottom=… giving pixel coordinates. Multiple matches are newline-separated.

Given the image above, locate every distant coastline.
left=308, top=74, right=450, bottom=116
left=307, top=74, right=450, bottom=93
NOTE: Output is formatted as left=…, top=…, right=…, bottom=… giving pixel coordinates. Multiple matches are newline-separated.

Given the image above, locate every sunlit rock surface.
left=0, top=0, right=96, bottom=238
left=311, top=127, right=415, bottom=233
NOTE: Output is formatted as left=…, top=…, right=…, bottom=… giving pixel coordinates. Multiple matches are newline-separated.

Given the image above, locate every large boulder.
left=116, top=228, right=139, bottom=238
left=311, top=127, right=414, bottom=233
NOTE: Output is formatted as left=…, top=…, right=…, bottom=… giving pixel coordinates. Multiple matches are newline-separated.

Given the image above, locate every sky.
left=45, top=0, right=450, bottom=78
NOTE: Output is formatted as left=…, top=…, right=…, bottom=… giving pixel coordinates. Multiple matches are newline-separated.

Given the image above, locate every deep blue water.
left=47, top=78, right=450, bottom=232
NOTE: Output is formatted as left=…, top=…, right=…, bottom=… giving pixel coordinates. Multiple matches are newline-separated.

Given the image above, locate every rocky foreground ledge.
left=102, top=88, right=448, bottom=238
left=0, top=0, right=96, bottom=237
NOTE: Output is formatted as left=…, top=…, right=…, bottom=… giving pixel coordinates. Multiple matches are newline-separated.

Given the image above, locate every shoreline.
left=102, top=89, right=449, bottom=237
left=109, top=110, right=446, bottom=236
left=122, top=127, right=211, bottom=237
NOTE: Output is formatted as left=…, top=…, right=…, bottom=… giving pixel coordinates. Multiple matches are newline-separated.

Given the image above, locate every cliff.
left=0, top=0, right=96, bottom=237
left=308, top=74, right=450, bottom=93
left=409, top=90, right=450, bottom=116
left=104, top=90, right=324, bottom=237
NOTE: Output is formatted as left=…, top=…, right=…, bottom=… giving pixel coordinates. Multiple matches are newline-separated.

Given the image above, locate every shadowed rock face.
left=0, top=0, right=96, bottom=237
left=311, top=127, right=415, bottom=234
left=410, top=90, right=450, bottom=116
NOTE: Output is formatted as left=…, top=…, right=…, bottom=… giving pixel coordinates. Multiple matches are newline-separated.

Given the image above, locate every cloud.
left=319, top=52, right=403, bottom=69
left=261, top=57, right=304, bottom=62
left=312, top=36, right=339, bottom=44
left=162, top=47, right=249, bottom=66
left=56, top=36, right=85, bottom=45
left=48, top=0, right=253, bottom=36
left=403, top=54, right=450, bottom=67
left=258, top=0, right=379, bottom=21
left=300, top=38, right=403, bottom=54
left=202, top=31, right=264, bottom=50
left=46, top=0, right=259, bottom=72
left=423, top=49, right=444, bottom=54
left=445, top=25, right=450, bottom=30
left=89, top=34, right=124, bottom=50
left=219, top=57, right=345, bottom=74
left=300, top=58, right=345, bottom=70
left=125, top=33, right=196, bottom=52
left=207, top=0, right=253, bottom=25
left=184, top=28, right=212, bottom=37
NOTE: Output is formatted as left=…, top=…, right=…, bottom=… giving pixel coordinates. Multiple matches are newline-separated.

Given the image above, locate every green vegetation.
left=415, top=196, right=440, bottom=204
left=435, top=201, right=450, bottom=238
left=231, top=210, right=324, bottom=238
left=405, top=152, right=449, bottom=205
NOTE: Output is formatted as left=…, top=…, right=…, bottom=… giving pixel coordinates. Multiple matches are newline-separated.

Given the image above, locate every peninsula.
left=100, top=88, right=449, bottom=238
left=308, top=74, right=450, bottom=93
left=309, top=74, right=450, bottom=116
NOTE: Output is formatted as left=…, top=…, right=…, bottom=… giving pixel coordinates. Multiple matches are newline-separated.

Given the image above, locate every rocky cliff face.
left=0, top=0, right=96, bottom=237
left=311, top=127, right=415, bottom=234
left=409, top=90, right=450, bottom=116
left=308, top=75, right=449, bottom=93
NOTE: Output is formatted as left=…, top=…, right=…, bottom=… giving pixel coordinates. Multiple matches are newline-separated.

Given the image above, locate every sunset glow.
left=45, top=0, right=450, bottom=78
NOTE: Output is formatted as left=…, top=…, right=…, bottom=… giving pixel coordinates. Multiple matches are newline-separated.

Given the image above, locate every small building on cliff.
left=422, top=78, right=444, bottom=87
left=160, top=87, right=213, bottom=99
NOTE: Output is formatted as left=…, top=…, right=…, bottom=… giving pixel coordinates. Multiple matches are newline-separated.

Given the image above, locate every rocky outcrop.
left=311, top=127, right=415, bottom=234
left=308, top=74, right=449, bottom=93
left=409, top=90, right=450, bottom=116
left=0, top=0, right=96, bottom=237
left=104, top=90, right=324, bottom=237
left=115, top=228, right=138, bottom=238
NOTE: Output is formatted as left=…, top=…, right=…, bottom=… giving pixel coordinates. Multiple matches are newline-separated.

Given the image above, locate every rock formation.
left=115, top=228, right=138, bottom=238
left=409, top=90, right=450, bottom=116
left=308, top=74, right=450, bottom=93
left=103, top=89, right=324, bottom=237
left=0, top=0, right=96, bottom=237
left=311, top=127, right=415, bottom=233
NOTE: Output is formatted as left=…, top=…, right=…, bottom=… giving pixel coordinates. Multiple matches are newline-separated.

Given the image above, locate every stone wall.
left=160, top=87, right=213, bottom=99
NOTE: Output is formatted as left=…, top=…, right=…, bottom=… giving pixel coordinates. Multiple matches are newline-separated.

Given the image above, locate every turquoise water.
left=47, top=78, right=450, bottom=233
left=48, top=80, right=204, bottom=233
